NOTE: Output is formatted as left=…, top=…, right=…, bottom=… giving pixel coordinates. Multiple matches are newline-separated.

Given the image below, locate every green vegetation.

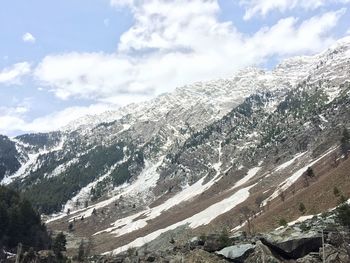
left=333, top=186, right=340, bottom=197
left=218, top=228, right=231, bottom=247
left=306, top=167, right=315, bottom=178
left=16, top=132, right=62, bottom=150
left=52, top=232, right=67, bottom=261
left=278, top=218, right=288, bottom=227
left=299, top=222, right=311, bottom=232
left=0, top=135, right=21, bottom=181
left=340, top=127, right=350, bottom=158
left=335, top=202, right=350, bottom=228
left=0, top=185, right=50, bottom=251
left=19, top=143, right=127, bottom=214
left=299, top=202, right=306, bottom=214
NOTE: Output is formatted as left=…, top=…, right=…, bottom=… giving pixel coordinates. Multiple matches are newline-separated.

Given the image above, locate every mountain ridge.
left=1, top=36, right=350, bottom=256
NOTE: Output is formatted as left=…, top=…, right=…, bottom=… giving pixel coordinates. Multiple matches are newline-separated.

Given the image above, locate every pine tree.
left=52, top=232, right=66, bottom=259
left=306, top=167, right=315, bottom=178
left=341, top=128, right=350, bottom=159
left=77, top=240, right=85, bottom=262
left=299, top=202, right=306, bottom=214
left=336, top=203, right=350, bottom=228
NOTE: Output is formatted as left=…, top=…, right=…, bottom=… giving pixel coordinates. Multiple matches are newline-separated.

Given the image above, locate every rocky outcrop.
left=261, top=234, right=322, bottom=259
left=296, top=253, right=321, bottom=263
left=216, top=243, right=255, bottom=262
left=321, top=244, right=350, bottom=263
left=244, top=241, right=282, bottom=263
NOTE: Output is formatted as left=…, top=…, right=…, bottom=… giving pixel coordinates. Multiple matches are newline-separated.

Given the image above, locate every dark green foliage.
left=0, top=185, right=50, bottom=251
left=333, top=186, right=340, bottom=197
left=335, top=202, right=350, bottom=228
left=338, top=195, right=347, bottom=205
left=68, top=223, right=74, bottom=232
left=20, top=143, right=126, bottom=214
left=340, top=128, right=350, bottom=158
left=299, top=202, right=306, bottom=214
left=279, top=218, right=287, bottom=227
left=111, top=162, right=131, bottom=186
left=77, top=240, right=85, bottom=262
left=52, top=232, right=66, bottom=259
left=306, top=167, right=315, bottom=178
left=16, top=132, right=62, bottom=150
left=0, top=135, right=21, bottom=181
left=277, top=88, right=327, bottom=117
left=219, top=228, right=231, bottom=247
left=299, top=222, right=311, bottom=232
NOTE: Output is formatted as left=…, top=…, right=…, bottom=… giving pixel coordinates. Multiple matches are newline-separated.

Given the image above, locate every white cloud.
left=22, top=32, right=36, bottom=43
left=0, top=62, right=31, bottom=85
left=0, top=104, right=114, bottom=135
left=33, top=0, right=345, bottom=101
left=240, top=0, right=350, bottom=20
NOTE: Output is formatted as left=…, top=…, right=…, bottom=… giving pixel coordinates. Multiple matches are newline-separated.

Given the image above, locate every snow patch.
left=275, top=152, right=307, bottom=172
left=106, top=184, right=255, bottom=255
left=95, top=142, right=225, bottom=237
left=47, top=156, right=165, bottom=223
left=265, top=148, right=335, bottom=204
left=232, top=166, right=261, bottom=189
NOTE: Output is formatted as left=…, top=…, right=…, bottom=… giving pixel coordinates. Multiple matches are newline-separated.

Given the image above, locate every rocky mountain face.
left=0, top=135, right=22, bottom=181
left=1, top=37, right=350, bottom=256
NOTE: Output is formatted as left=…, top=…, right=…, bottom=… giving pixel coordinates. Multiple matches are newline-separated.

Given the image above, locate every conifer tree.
left=341, top=128, right=350, bottom=158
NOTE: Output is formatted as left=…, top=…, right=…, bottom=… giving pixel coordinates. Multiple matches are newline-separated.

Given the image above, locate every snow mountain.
left=1, top=37, right=350, bottom=255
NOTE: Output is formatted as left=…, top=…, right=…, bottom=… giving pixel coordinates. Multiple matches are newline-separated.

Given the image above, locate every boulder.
left=188, top=237, right=202, bottom=250
left=185, top=249, right=228, bottom=263
left=320, top=244, right=350, bottom=263
left=296, top=253, right=321, bottom=263
left=216, top=243, right=255, bottom=262
left=261, top=227, right=322, bottom=259
left=244, top=241, right=282, bottom=263
left=326, top=231, right=344, bottom=247
left=145, top=254, right=156, bottom=262
left=203, top=234, right=228, bottom=252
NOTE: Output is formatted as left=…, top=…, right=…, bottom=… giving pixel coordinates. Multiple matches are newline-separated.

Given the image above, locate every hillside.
left=0, top=37, right=350, bottom=258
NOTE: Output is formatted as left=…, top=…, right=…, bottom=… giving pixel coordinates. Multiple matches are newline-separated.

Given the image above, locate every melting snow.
left=1, top=138, right=65, bottom=185
left=265, top=147, right=335, bottom=204
left=275, top=152, right=307, bottom=172
left=48, top=158, right=79, bottom=178
left=94, top=142, right=225, bottom=236
left=47, top=156, right=165, bottom=223
left=287, top=215, right=314, bottom=226
left=106, top=184, right=255, bottom=255
left=232, top=166, right=261, bottom=189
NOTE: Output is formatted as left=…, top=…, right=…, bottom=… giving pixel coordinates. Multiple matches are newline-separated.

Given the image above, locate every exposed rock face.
left=261, top=235, right=322, bottom=259
left=244, top=241, right=282, bottom=263
left=185, top=249, right=229, bottom=263
left=216, top=243, right=255, bottom=262
left=203, top=234, right=230, bottom=253
left=296, top=254, right=321, bottom=263
left=321, top=244, right=350, bottom=263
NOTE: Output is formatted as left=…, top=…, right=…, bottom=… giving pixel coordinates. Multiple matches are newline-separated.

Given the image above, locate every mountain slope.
left=1, top=37, right=350, bottom=255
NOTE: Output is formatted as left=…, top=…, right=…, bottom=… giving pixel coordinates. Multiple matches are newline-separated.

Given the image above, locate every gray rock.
left=262, top=227, right=322, bottom=259
left=216, top=243, right=255, bottom=261
left=244, top=241, right=282, bottom=263
left=296, top=253, right=321, bottom=263
left=320, top=244, right=350, bottom=263
left=203, top=234, right=229, bottom=252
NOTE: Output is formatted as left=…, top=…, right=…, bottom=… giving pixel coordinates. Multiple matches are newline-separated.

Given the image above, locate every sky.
left=0, top=0, right=350, bottom=136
